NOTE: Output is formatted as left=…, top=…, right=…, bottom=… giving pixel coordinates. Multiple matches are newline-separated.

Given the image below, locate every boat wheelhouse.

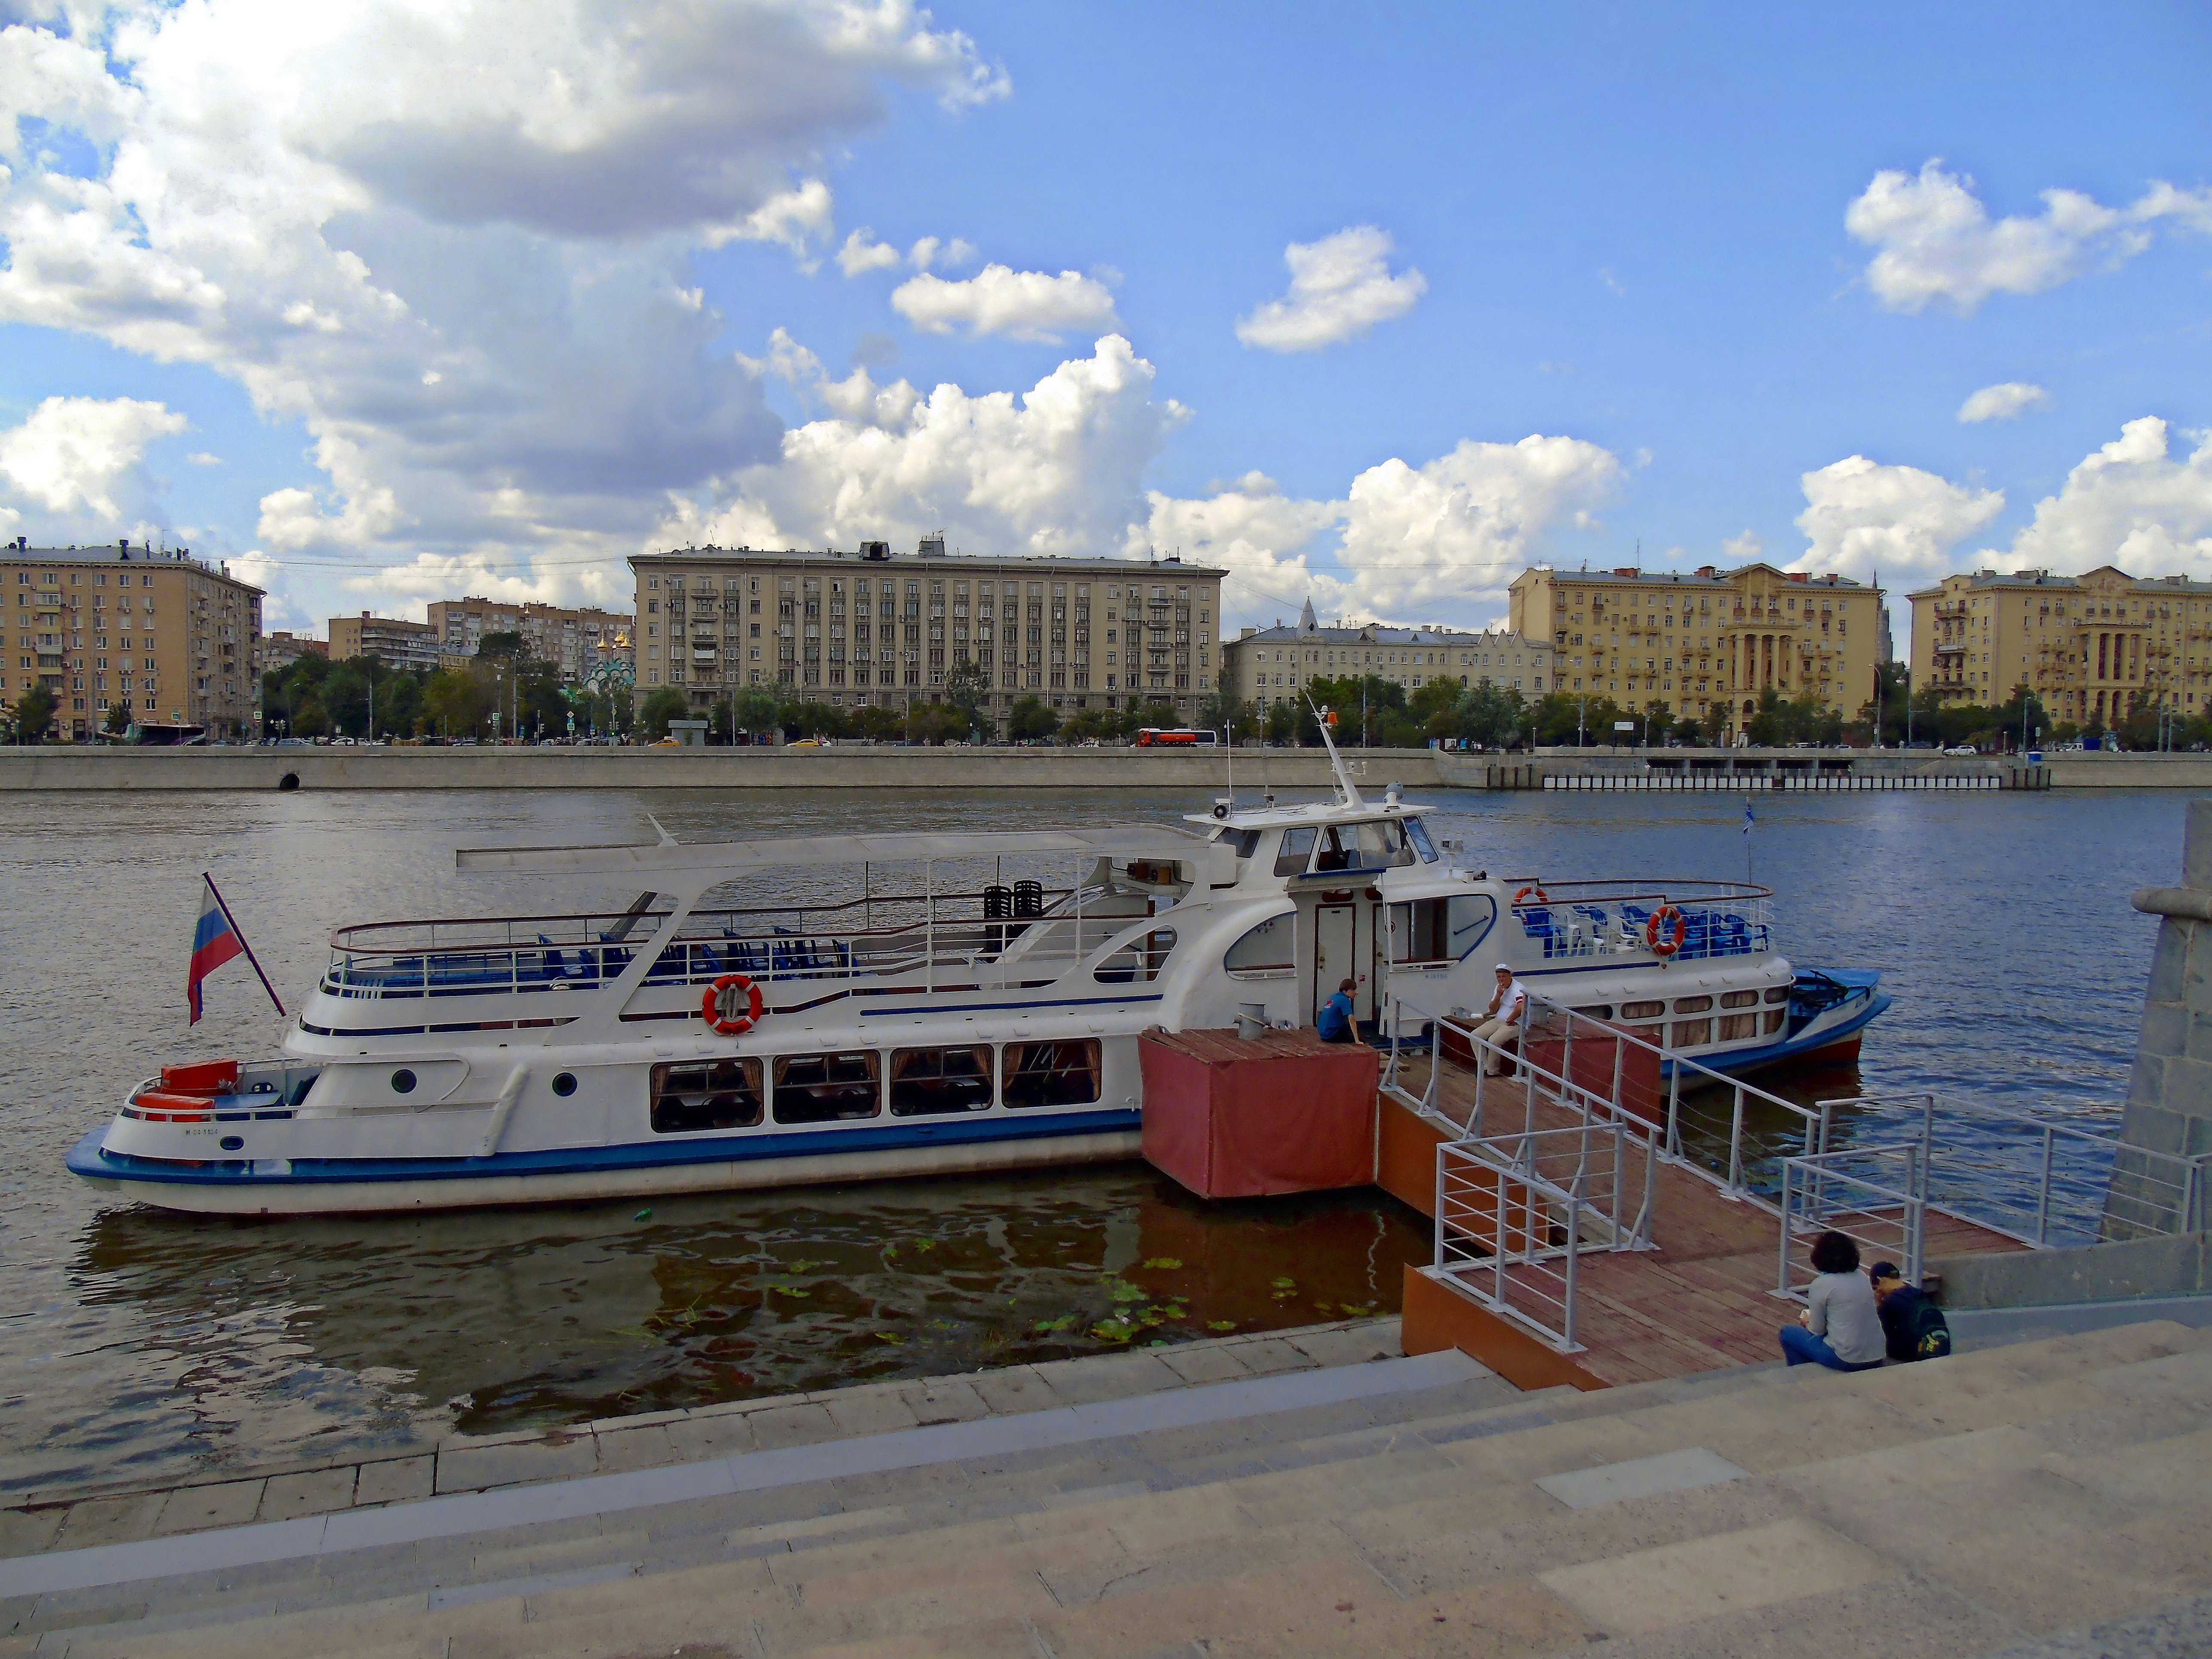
left=69, top=743, right=1888, bottom=1215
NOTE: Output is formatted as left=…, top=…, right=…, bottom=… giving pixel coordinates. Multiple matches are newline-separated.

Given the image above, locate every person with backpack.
left=1870, top=1261, right=1953, bottom=1361
left=1778, top=1230, right=1886, bottom=1371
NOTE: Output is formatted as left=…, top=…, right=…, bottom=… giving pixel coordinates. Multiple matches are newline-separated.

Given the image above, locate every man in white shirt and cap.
left=1472, top=964, right=1525, bottom=1076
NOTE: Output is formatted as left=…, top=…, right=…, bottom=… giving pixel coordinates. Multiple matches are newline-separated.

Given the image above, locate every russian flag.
left=188, top=876, right=245, bottom=1025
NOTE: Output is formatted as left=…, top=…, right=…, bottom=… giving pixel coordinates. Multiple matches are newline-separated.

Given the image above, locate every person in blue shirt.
left=1317, top=977, right=1358, bottom=1043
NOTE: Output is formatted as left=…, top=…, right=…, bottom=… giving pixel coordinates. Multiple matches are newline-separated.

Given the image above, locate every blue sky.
left=1, top=1, right=2207, bottom=638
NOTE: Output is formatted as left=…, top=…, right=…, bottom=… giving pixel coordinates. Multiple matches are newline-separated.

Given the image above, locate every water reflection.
left=61, top=1164, right=1424, bottom=1483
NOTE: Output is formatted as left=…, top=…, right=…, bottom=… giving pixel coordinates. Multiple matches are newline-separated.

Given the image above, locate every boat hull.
left=67, top=1116, right=1142, bottom=1217
left=1678, top=984, right=1892, bottom=1080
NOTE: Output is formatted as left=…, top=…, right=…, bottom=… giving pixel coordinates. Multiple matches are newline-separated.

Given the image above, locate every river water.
left=0, top=784, right=2179, bottom=1495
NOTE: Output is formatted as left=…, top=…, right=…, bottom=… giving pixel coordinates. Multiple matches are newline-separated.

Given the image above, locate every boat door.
left=1311, top=902, right=1369, bottom=1024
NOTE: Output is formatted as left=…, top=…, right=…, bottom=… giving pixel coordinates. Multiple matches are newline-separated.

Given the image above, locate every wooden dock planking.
left=1388, top=1051, right=2030, bottom=1389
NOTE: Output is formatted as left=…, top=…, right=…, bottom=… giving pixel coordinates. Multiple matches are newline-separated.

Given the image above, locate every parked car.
left=1943, top=744, right=1978, bottom=756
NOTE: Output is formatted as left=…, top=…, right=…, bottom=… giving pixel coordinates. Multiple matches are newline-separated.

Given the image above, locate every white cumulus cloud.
left=2010, top=417, right=2212, bottom=574
left=1845, top=161, right=2212, bottom=314
left=0, top=0, right=1007, bottom=621
left=1958, top=382, right=2051, bottom=423
left=0, top=394, right=186, bottom=527
left=890, top=264, right=1118, bottom=342
left=1235, top=226, right=1427, bottom=352
left=1793, top=454, right=2005, bottom=592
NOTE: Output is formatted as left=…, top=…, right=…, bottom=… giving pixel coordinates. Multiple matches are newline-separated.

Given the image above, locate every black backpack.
left=1905, top=1296, right=1951, bottom=1361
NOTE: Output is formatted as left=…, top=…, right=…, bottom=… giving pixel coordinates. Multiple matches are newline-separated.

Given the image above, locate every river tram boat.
left=69, top=741, right=1889, bottom=1215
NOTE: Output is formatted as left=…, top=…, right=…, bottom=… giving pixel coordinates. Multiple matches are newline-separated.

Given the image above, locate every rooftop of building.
left=1907, top=565, right=2212, bottom=598
left=632, top=536, right=1226, bottom=580
left=1515, top=561, right=1871, bottom=590
left=1235, top=620, right=1544, bottom=647
left=4, top=536, right=261, bottom=589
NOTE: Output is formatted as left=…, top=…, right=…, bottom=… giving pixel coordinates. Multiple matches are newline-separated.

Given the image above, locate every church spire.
left=1299, top=594, right=1318, bottom=634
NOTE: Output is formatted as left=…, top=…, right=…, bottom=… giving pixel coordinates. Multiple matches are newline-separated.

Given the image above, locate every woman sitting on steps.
left=1778, top=1230, right=1887, bottom=1371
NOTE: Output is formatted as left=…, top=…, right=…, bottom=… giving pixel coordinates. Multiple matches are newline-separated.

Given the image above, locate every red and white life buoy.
left=701, top=973, right=765, bottom=1036
left=1512, top=884, right=1550, bottom=907
left=1646, top=904, right=1687, bottom=957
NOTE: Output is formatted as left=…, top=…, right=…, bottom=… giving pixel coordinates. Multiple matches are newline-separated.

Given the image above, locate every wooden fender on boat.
left=702, top=973, right=765, bottom=1036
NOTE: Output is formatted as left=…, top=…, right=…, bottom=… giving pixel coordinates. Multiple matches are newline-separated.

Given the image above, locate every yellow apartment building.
left=1508, top=562, right=1886, bottom=740
left=1909, top=565, right=2212, bottom=728
left=4, top=536, right=262, bottom=742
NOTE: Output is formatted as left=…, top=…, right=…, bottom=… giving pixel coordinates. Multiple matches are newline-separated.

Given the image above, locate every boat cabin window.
left=1216, top=827, right=1262, bottom=859
left=1620, top=1000, right=1664, bottom=1020
left=1387, top=899, right=1451, bottom=964
left=771, top=1051, right=880, bottom=1124
left=1670, top=1015, right=1714, bottom=1048
left=1312, top=820, right=1416, bottom=873
left=1672, top=996, right=1713, bottom=1013
left=1272, top=826, right=1317, bottom=876
left=1450, top=895, right=1498, bottom=958
left=1764, top=987, right=1790, bottom=1003
left=1003, top=1039, right=1102, bottom=1108
left=650, top=1059, right=765, bottom=1134
left=1224, top=915, right=1293, bottom=978
left=1094, top=926, right=1175, bottom=983
left=889, top=1045, right=994, bottom=1116
left=1404, top=818, right=1439, bottom=862
left=1720, top=991, right=1758, bottom=1008
left=1720, top=1009, right=1758, bottom=1041
left=1573, top=1004, right=1614, bottom=1021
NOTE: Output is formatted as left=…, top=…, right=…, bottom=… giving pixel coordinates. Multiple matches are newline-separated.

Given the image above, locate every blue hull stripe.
left=1676, top=992, right=1892, bottom=1078
left=67, top=1108, right=1142, bottom=1189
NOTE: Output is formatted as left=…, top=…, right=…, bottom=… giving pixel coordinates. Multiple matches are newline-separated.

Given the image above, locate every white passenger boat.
left=70, top=736, right=1888, bottom=1215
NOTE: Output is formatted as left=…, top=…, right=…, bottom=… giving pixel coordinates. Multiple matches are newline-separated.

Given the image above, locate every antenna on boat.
left=1305, top=694, right=1365, bottom=808
left=644, top=812, right=677, bottom=847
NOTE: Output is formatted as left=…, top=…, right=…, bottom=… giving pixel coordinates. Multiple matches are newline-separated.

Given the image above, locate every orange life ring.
left=1512, top=884, right=1550, bottom=907
left=701, top=972, right=765, bottom=1036
left=1646, top=904, right=1687, bottom=957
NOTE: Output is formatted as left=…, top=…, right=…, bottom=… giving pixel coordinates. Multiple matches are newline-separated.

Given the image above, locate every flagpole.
left=203, top=872, right=287, bottom=1018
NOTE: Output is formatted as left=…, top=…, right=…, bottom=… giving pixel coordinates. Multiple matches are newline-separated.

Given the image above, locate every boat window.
left=771, top=1051, right=880, bottom=1124
left=1720, top=990, right=1758, bottom=1009
left=1620, top=1000, right=1665, bottom=1020
left=1388, top=899, right=1451, bottom=963
left=1217, top=828, right=1261, bottom=859
left=889, top=1045, right=994, bottom=1116
left=1670, top=1017, right=1714, bottom=1048
left=1003, top=1039, right=1102, bottom=1108
left=1353, top=819, right=1416, bottom=868
left=1719, top=1012, right=1757, bottom=1041
left=1272, top=825, right=1316, bottom=876
left=1764, top=1009, right=1788, bottom=1034
left=1094, top=926, right=1175, bottom=983
left=1224, top=915, right=1293, bottom=977
left=1447, top=895, right=1497, bottom=959
left=1573, top=1004, right=1614, bottom=1021
left=1405, top=818, right=1439, bottom=862
left=1764, top=987, right=1790, bottom=1004
left=650, top=1058, right=765, bottom=1133
left=1672, top=995, right=1714, bottom=1013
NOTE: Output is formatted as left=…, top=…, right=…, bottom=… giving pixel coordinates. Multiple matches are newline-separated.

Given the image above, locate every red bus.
left=1133, top=728, right=1218, bottom=747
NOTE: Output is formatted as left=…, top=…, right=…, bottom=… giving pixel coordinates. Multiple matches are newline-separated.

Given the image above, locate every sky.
left=0, top=1, right=2208, bottom=644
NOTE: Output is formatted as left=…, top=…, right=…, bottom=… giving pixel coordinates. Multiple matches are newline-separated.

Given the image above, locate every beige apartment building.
left=4, top=536, right=262, bottom=742
left=1509, top=562, right=1885, bottom=739
left=630, top=538, right=1226, bottom=727
left=426, top=596, right=632, bottom=683
left=1909, top=564, right=2212, bottom=728
left=255, top=630, right=327, bottom=677
left=1227, top=597, right=1555, bottom=705
left=328, top=612, right=441, bottom=672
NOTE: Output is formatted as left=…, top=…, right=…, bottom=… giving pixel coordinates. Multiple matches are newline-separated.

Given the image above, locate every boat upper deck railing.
left=1503, top=878, right=1775, bottom=963
left=319, top=885, right=1181, bottom=1003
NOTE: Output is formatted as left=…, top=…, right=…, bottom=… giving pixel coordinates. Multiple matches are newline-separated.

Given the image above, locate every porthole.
left=219, top=1135, right=244, bottom=1152
left=552, top=1072, right=578, bottom=1097
left=391, top=1068, right=417, bottom=1094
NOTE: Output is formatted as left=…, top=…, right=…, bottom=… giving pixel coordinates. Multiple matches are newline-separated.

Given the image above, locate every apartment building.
left=630, top=538, right=1226, bottom=727
left=328, top=612, right=441, bottom=672
left=256, top=631, right=327, bottom=677
left=425, top=596, right=633, bottom=683
left=1227, top=597, right=1555, bottom=705
left=3, top=536, right=263, bottom=742
left=1909, top=564, right=2212, bottom=728
left=1508, top=562, right=1885, bottom=739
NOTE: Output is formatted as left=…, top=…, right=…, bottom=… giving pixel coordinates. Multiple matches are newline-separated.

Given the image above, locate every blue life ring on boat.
left=703, top=973, right=765, bottom=1036
left=1646, top=905, right=1687, bottom=957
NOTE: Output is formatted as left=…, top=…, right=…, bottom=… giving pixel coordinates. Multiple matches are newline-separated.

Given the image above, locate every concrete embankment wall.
left=1933, top=1230, right=2212, bottom=1310
left=0, top=746, right=1441, bottom=792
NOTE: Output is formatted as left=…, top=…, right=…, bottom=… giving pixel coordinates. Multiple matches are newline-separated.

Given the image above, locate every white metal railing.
left=1434, top=1145, right=1591, bottom=1352
left=1777, top=1142, right=1928, bottom=1299
left=1814, top=1091, right=2210, bottom=1249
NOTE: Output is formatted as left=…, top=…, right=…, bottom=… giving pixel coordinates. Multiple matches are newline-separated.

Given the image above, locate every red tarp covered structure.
left=1139, top=1027, right=1379, bottom=1198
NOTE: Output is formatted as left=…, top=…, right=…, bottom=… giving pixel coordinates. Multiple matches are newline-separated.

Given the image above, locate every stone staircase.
left=10, top=1319, right=2212, bottom=1657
